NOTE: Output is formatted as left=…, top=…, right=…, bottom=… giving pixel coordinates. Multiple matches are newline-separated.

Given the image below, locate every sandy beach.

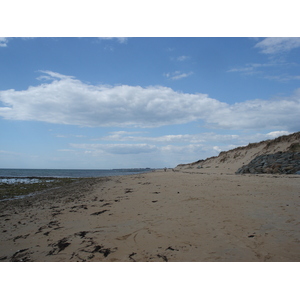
left=1, top=168, right=299, bottom=262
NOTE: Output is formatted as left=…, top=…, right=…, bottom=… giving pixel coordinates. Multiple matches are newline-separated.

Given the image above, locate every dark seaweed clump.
left=0, top=177, right=76, bottom=201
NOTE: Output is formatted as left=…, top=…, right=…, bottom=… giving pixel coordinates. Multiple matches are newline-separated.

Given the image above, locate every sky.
left=1, top=36, right=300, bottom=169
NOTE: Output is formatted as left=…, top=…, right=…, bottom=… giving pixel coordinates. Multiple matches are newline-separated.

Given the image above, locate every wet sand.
left=0, top=170, right=299, bottom=262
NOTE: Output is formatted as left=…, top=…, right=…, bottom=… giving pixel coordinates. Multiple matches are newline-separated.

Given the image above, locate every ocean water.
left=0, top=168, right=154, bottom=182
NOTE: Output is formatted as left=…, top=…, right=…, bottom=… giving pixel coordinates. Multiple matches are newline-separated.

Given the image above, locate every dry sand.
left=0, top=169, right=299, bottom=262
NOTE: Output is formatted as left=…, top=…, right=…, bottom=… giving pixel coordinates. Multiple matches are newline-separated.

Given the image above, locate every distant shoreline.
left=0, top=168, right=155, bottom=179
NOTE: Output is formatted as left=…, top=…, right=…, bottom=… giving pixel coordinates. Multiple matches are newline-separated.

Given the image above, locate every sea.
left=0, top=168, right=154, bottom=184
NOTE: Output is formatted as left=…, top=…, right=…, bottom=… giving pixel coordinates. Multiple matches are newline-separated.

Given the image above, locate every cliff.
left=175, top=131, right=300, bottom=174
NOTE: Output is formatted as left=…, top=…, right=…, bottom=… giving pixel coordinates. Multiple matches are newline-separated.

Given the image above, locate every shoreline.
left=0, top=170, right=155, bottom=202
left=1, top=170, right=299, bottom=262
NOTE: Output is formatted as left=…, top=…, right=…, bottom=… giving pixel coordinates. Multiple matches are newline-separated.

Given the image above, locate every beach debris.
left=101, top=248, right=111, bottom=257
left=125, top=188, right=133, bottom=193
left=36, top=222, right=62, bottom=235
left=12, top=248, right=28, bottom=256
left=157, top=254, right=168, bottom=262
left=52, top=210, right=63, bottom=217
left=48, top=220, right=60, bottom=228
left=13, top=234, right=29, bottom=242
left=50, top=206, right=59, bottom=209
left=166, top=246, right=178, bottom=251
left=91, top=245, right=111, bottom=257
left=71, top=204, right=88, bottom=210
left=72, top=253, right=87, bottom=262
left=75, top=231, right=89, bottom=238
left=47, top=237, right=71, bottom=255
left=129, top=252, right=137, bottom=261
left=11, top=248, right=30, bottom=262
left=92, top=245, right=102, bottom=252
left=56, top=238, right=71, bottom=252
left=90, top=209, right=109, bottom=216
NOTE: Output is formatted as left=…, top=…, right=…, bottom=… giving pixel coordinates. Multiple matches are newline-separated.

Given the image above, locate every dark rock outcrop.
left=236, top=152, right=300, bottom=175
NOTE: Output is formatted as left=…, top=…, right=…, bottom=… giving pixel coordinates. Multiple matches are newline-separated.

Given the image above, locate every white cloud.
left=99, top=131, right=241, bottom=145
left=71, top=143, right=158, bottom=155
left=37, top=70, right=75, bottom=81
left=176, top=55, right=189, bottom=61
left=227, top=60, right=300, bottom=82
left=227, top=63, right=275, bottom=74
left=206, top=93, right=300, bottom=131
left=94, top=131, right=145, bottom=142
left=98, top=37, right=128, bottom=43
left=103, top=133, right=201, bottom=143
left=0, top=71, right=220, bottom=127
left=0, top=71, right=300, bottom=132
left=254, top=37, right=300, bottom=54
left=264, top=74, right=300, bottom=82
left=69, top=142, right=213, bottom=166
left=0, top=37, right=9, bottom=47
left=0, top=37, right=36, bottom=47
left=55, top=134, right=86, bottom=138
left=164, top=71, right=193, bottom=80
left=213, top=146, right=222, bottom=152
left=227, top=66, right=256, bottom=74
left=98, top=131, right=291, bottom=148
left=266, top=131, right=291, bottom=139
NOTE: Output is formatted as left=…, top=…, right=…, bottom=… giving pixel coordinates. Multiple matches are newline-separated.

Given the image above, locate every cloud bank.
left=0, top=71, right=299, bottom=131
left=71, top=143, right=158, bottom=155
left=255, top=37, right=300, bottom=54
left=66, top=130, right=291, bottom=167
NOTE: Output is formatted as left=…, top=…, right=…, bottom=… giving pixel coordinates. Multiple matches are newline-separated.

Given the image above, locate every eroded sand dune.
left=176, top=131, right=300, bottom=174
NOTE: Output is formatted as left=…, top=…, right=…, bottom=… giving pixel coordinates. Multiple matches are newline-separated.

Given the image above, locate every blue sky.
left=1, top=37, right=300, bottom=169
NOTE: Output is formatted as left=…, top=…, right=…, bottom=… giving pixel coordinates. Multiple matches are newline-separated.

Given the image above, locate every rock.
left=90, top=210, right=108, bottom=216
left=236, top=152, right=300, bottom=175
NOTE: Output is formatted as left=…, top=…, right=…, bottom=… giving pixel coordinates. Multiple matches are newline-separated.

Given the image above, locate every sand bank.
left=0, top=170, right=299, bottom=262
